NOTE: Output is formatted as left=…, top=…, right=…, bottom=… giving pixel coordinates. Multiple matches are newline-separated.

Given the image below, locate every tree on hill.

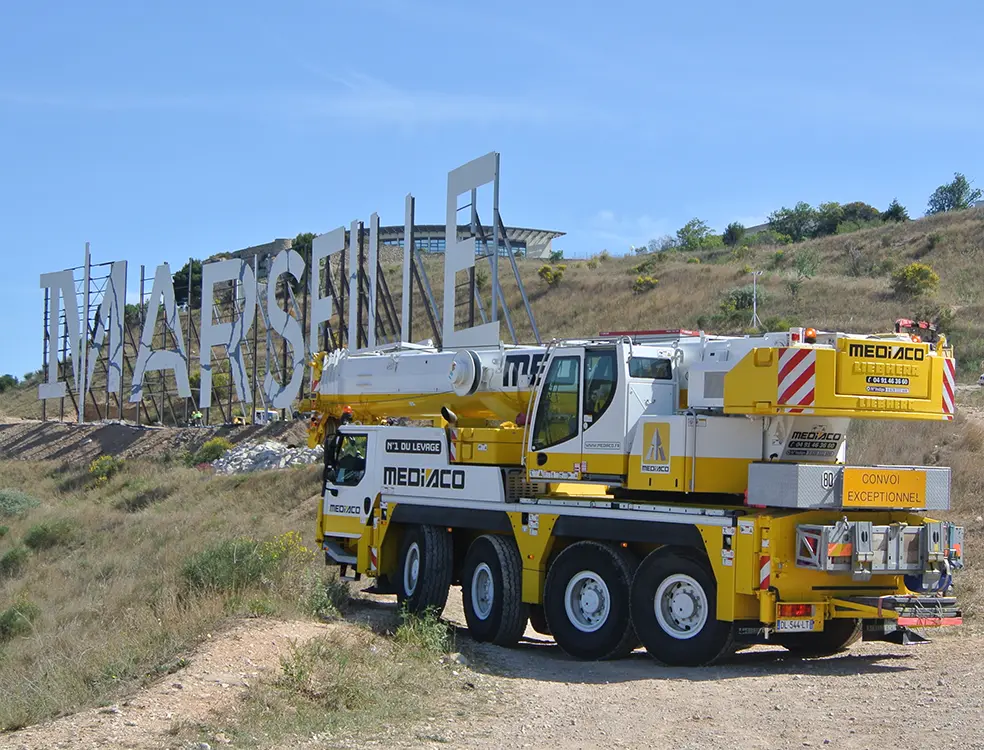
left=841, top=201, right=880, bottom=224
left=0, top=374, right=19, bottom=393
left=675, top=218, right=713, bottom=252
left=767, top=202, right=816, bottom=242
left=722, top=222, right=745, bottom=247
left=883, top=198, right=909, bottom=222
left=173, top=259, right=203, bottom=308
left=927, top=172, right=982, bottom=214
left=813, top=202, right=845, bottom=237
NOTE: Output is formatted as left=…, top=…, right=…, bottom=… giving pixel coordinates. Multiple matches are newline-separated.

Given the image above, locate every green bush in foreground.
left=0, top=600, right=40, bottom=642
left=0, top=547, right=28, bottom=579
left=181, top=532, right=315, bottom=596
left=88, top=455, right=124, bottom=484
left=186, top=437, right=234, bottom=466
left=23, top=519, right=74, bottom=551
left=0, top=489, right=40, bottom=517
left=394, top=607, right=454, bottom=656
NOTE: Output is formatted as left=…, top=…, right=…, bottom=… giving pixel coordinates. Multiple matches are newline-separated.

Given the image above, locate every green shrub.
left=306, top=572, right=351, bottom=620
left=586, top=258, right=599, bottom=270
left=892, top=262, right=939, bottom=298
left=537, top=265, right=564, bottom=287
left=632, top=256, right=659, bottom=275
left=0, top=526, right=7, bottom=538
left=394, top=607, right=453, bottom=656
left=632, top=275, right=659, bottom=293
left=721, top=285, right=766, bottom=314
left=687, top=257, right=701, bottom=264
left=24, top=519, right=75, bottom=551
left=771, top=249, right=787, bottom=268
left=0, top=547, right=28, bottom=578
left=0, top=489, right=40, bottom=517
left=0, top=600, right=40, bottom=642
left=182, top=532, right=314, bottom=596
left=192, top=437, right=234, bottom=465
left=597, top=250, right=611, bottom=263
left=88, top=455, right=124, bottom=484
left=181, top=538, right=272, bottom=594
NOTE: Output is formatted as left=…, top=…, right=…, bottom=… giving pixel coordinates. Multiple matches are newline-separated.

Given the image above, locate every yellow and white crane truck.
left=302, top=325, right=965, bottom=665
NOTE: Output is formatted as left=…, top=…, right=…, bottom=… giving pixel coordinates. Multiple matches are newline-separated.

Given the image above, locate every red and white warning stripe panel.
left=759, top=555, right=771, bottom=590
left=942, top=358, right=955, bottom=419
left=778, top=348, right=816, bottom=414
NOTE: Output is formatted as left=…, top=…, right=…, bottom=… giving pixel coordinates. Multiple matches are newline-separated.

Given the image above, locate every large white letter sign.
left=264, top=249, right=307, bottom=409
left=38, top=270, right=82, bottom=400
left=310, top=226, right=345, bottom=351
left=366, top=212, right=379, bottom=350
left=86, top=260, right=127, bottom=397
left=198, top=259, right=256, bottom=408
left=348, top=220, right=360, bottom=350
left=129, top=263, right=192, bottom=402
left=444, top=152, right=500, bottom=347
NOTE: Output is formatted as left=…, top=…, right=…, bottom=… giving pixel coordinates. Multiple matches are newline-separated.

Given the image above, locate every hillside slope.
left=3, top=206, right=982, bottom=421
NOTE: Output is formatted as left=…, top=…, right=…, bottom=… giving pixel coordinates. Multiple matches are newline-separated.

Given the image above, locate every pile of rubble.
left=211, top=440, right=323, bottom=476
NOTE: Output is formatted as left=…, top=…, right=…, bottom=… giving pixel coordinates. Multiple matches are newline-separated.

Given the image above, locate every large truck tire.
left=396, top=525, right=453, bottom=617
left=776, top=619, right=862, bottom=657
left=461, top=534, right=529, bottom=647
left=630, top=550, right=734, bottom=666
left=543, top=541, right=639, bottom=660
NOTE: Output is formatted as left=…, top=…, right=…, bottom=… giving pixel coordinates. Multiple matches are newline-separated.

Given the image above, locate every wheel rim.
left=564, top=570, right=610, bottom=633
left=471, top=562, right=494, bottom=620
left=654, top=573, right=708, bottom=640
left=404, top=541, right=421, bottom=596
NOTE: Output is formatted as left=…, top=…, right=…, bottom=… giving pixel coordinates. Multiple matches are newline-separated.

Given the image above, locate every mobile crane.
left=301, top=325, right=965, bottom=666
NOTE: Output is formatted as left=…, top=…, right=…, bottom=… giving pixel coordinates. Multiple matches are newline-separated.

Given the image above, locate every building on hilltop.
left=376, top=224, right=564, bottom=260
left=224, top=224, right=564, bottom=280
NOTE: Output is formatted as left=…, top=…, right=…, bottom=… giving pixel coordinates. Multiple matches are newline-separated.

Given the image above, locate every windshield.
left=333, top=434, right=368, bottom=486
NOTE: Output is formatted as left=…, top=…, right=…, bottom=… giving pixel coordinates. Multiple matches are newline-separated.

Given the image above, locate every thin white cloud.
left=0, top=70, right=612, bottom=127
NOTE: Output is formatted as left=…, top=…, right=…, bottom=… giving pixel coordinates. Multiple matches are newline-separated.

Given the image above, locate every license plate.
left=776, top=619, right=815, bottom=632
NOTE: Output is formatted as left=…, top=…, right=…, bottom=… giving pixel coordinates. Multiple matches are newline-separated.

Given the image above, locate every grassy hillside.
left=3, top=206, right=982, bottom=421
left=0, top=453, right=478, bottom=744
left=495, top=206, right=984, bottom=380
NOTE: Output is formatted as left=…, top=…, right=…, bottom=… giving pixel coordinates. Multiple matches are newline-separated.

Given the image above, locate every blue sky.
left=1, top=1, right=982, bottom=377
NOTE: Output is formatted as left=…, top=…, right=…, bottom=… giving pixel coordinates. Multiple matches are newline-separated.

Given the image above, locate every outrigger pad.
left=862, top=620, right=932, bottom=645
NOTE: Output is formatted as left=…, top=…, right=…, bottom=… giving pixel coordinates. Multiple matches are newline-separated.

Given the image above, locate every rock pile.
left=212, top=440, right=323, bottom=475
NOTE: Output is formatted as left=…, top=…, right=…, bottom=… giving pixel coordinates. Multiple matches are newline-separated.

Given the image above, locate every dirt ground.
left=4, top=588, right=982, bottom=750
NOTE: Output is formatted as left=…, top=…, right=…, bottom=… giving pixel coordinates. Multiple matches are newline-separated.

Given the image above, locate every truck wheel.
left=396, top=525, right=453, bottom=617
left=543, top=541, right=639, bottom=660
left=630, top=550, right=734, bottom=666
left=461, top=534, right=529, bottom=647
left=776, top=619, right=861, bottom=657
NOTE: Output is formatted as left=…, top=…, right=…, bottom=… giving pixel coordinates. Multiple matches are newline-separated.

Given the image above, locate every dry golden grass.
left=185, top=612, right=472, bottom=748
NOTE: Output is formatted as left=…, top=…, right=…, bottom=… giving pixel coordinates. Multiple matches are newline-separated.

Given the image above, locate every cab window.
left=583, top=350, right=617, bottom=425
left=531, top=356, right=581, bottom=451
left=629, top=356, right=672, bottom=380
left=334, top=434, right=368, bottom=486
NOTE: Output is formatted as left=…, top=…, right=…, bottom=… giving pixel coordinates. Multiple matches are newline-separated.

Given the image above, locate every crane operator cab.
left=525, top=340, right=678, bottom=486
